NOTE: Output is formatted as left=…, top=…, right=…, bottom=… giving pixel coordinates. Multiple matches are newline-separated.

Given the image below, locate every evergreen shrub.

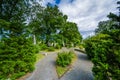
left=84, top=31, right=120, bottom=80
left=0, top=37, right=36, bottom=79
left=56, top=51, right=74, bottom=67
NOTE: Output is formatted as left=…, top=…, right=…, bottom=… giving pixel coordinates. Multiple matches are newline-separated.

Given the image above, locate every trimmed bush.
left=56, top=51, right=74, bottom=67
left=0, top=37, right=36, bottom=79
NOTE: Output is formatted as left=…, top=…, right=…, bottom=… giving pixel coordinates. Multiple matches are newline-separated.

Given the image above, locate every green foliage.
left=0, top=1, right=39, bottom=79
left=47, top=47, right=55, bottom=51
left=34, top=44, right=41, bottom=53
left=33, top=5, right=66, bottom=45
left=84, top=33, right=111, bottom=59
left=56, top=51, right=74, bottom=67
left=39, top=44, right=48, bottom=50
left=55, top=44, right=61, bottom=49
left=56, top=65, right=68, bottom=77
left=36, top=53, right=44, bottom=63
left=60, top=22, right=82, bottom=47
left=84, top=30, right=120, bottom=80
left=0, top=0, right=29, bottom=21
left=38, top=43, right=55, bottom=51
left=95, top=20, right=116, bottom=34
left=95, top=2, right=120, bottom=34
left=28, top=5, right=82, bottom=47
left=79, top=44, right=84, bottom=50
left=0, top=0, right=82, bottom=79
left=86, top=2, right=120, bottom=79
left=10, top=72, right=26, bottom=80
left=0, top=0, right=30, bottom=39
left=0, top=37, right=36, bottom=79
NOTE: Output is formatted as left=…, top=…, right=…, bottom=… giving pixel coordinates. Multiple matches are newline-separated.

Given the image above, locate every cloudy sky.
left=42, top=0, right=117, bottom=38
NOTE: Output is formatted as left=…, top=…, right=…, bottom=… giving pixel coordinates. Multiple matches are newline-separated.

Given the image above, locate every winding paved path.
left=60, top=51, right=94, bottom=80
left=26, top=48, right=94, bottom=80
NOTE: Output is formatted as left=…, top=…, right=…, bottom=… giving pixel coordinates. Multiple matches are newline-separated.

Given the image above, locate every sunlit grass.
left=56, top=66, right=68, bottom=77
left=36, top=53, right=44, bottom=63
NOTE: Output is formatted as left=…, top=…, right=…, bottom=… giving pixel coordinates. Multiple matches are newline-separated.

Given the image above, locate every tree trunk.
left=62, top=41, right=65, bottom=47
left=45, top=35, right=49, bottom=46
left=33, top=34, right=36, bottom=45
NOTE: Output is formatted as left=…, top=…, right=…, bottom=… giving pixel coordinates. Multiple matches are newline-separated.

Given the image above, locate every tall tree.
left=0, top=0, right=42, bottom=79
left=95, top=20, right=116, bottom=33
left=0, top=0, right=30, bottom=38
left=39, top=5, right=66, bottom=46
left=27, top=2, right=43, bottom=44
left=95, top=1, right=120, bottom=34
left=60, top=22, right=82, bottom=46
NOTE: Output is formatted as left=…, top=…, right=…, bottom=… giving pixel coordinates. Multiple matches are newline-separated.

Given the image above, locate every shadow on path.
left=60, top=50, right=94, bottom=80
left=77, top=53, right=89, bottom=60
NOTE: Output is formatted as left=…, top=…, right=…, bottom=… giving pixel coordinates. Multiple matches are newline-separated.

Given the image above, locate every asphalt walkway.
left=26, top=48, right=94, bottom=80
left=60, top=51, right=94, bottom=80
left=26, top=52, right=58, bottom=80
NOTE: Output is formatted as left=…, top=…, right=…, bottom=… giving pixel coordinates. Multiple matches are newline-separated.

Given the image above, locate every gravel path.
left=60, top=51, right=94, bottom=80
left=26, top=48, right=94, bottom=80
left=26, top=52, right=58, bottom=80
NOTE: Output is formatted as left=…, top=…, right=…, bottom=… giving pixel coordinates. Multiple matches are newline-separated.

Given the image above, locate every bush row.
left=84, top=30, right=120, bottom=80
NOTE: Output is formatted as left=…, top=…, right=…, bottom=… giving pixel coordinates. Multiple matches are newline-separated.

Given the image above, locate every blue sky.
left=42, top=0, right=117, bottom=38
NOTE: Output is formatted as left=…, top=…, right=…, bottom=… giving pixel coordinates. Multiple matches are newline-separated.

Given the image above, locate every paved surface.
left=60, top=51, right=94, bottom=80
left=26, top=48, right=94, bottom=80
left=26, top=52, right=58, bottom=80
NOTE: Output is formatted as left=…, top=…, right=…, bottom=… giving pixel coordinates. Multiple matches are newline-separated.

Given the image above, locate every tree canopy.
left=28, top=5, right=82, bottom=46
left=0, top=1, right=82, bottom=79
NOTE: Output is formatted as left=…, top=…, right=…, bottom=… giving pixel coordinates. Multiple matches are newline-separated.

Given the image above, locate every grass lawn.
left=45, top=48, right=60, bottom=52
left=56, top=66, right=68, bottom=77
left=36, top=53, right=44, bottom=63
left=56, top=53, right=77, bottom=78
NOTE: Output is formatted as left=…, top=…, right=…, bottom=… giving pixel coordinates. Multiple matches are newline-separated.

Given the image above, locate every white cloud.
left=58, top=0, right=117, bottom=38
left=42, top=0, right=55, bottom=6
left=81, top=30, right=95, bottom=39
left=42, top=0, right=117, bottom=38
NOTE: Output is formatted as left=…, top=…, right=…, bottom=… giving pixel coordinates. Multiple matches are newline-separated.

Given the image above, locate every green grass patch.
left=56, top=66, right=68, bottom=77
left=36, top=53, right=44, bottom=63
left=46, top=47, right=55, bottom=51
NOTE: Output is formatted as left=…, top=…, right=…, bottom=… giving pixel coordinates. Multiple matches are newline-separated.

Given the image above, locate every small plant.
left=56, top=51, right=76, bottom=77
left=47, top=47, right=55, bottom=51
left=56, top=51, right=74, bottom=67
left=55, top=44, right=61, bottom=49
left=40, top=44, right=48, bottom=50
left=79, top=44, right=84, bottom=49
left=34, top=44, right=41, bottom=53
